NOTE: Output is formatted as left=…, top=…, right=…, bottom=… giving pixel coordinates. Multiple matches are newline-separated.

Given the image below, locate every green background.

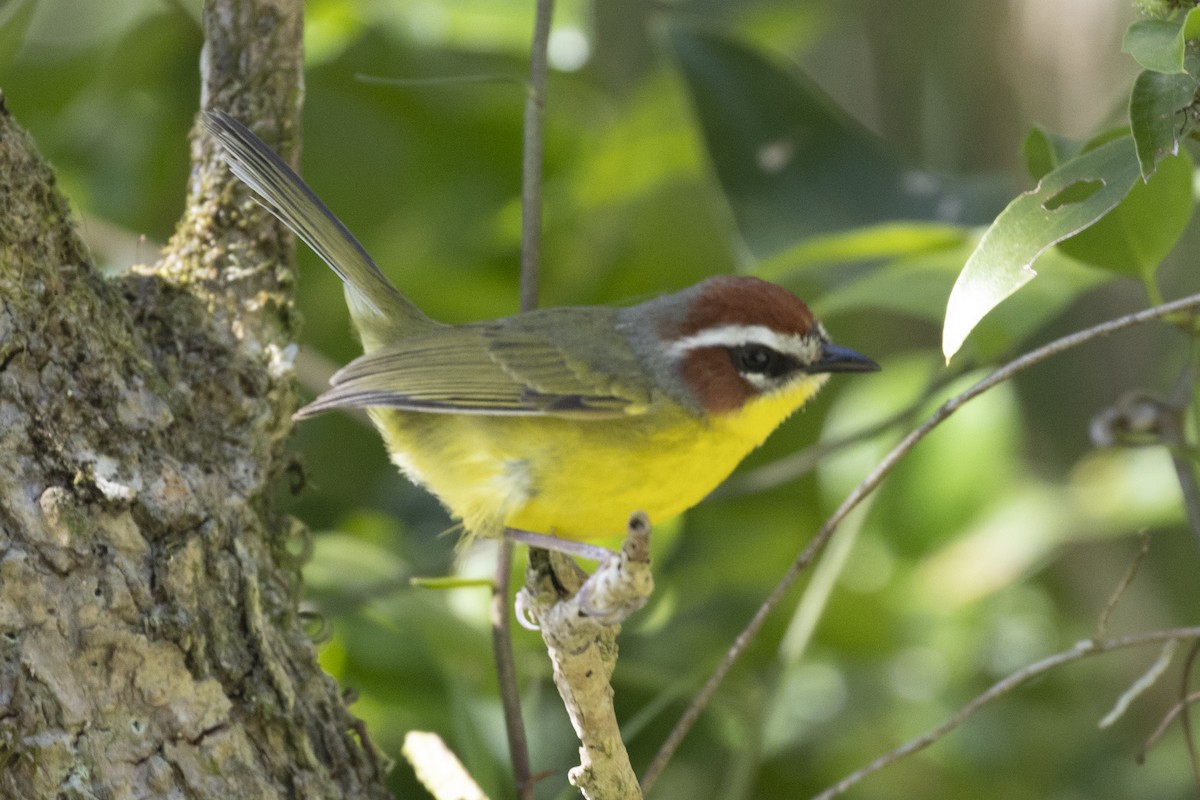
left=4, top=1, right=1197, bottom=798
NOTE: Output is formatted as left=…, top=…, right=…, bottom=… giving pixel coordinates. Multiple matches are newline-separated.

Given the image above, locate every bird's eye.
left=729, top=344, right=782, bottom=376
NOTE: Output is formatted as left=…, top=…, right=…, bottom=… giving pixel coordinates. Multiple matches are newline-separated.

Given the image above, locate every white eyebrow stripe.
left=667, top=324, right=810, bottom=357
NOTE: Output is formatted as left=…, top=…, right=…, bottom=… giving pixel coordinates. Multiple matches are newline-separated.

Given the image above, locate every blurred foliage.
left=945, top=5, right=1200, bottom=357
left=5, top=1, right=1199, bottom=799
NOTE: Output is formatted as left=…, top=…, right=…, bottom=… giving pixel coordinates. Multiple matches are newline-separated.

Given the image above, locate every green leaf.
left=813, top=240, right=1105, bottom=361
left=0, top=0, right=37, bottom=74
left=954, top=249, right=1110, bottom=362
left=304, top=532, right=409, bottom=593
left=1121, top=9, right=1200, bottom=74
left=669, top=27, right=1006, bottom=258
left=814, top=248, right=968, bottom=324
left=1129, top=68, right=1198, bottom=176
left=942, top=136, right=1142, bottom=361
left=1124, top=18, right=1187, bottom=73
left=1022, top=126, right=1083, bottom=182
left=755, top=222, right=969, bottom=279
left=1056, top=149, right=1194, bottom=280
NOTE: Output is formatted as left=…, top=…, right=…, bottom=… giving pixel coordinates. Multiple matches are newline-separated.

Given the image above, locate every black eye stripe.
left=726, top=344, right=802, bottom=378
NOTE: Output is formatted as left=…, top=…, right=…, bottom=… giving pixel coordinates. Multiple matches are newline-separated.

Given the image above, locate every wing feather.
left=296, top=308, right=655, bottom=419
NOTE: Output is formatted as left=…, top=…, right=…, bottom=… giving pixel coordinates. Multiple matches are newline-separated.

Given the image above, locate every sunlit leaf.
left=755, top=222, right=969, bottom=279
left=942, top=136, right=1141, bottom=361
left=815, top=243, right=1105, bottom=362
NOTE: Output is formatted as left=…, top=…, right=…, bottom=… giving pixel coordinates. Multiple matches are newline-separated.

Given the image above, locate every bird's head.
left=623, top=275, right=879, bottom=414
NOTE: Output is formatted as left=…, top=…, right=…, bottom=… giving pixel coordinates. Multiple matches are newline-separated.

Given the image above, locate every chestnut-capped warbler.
left=204, top=111, right=879, bottom=542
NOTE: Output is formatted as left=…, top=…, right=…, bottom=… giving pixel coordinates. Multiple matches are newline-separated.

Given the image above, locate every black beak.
left=810, top=342, right=880, bottom=374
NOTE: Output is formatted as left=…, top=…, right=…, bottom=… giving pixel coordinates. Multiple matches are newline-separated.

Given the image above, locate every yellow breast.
left=370, top=373, right=827, bottom=541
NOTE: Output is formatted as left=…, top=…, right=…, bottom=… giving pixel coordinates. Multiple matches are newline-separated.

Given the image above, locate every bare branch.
left=1089, top=360, right=1200, bottom=551
left=812, top=628, right=1200, bottom=800
left=156, top=0, right=304, bottom=349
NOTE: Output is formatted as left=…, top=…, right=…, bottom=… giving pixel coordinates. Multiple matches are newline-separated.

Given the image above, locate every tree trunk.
left=0, top=1, right=390, bottom=797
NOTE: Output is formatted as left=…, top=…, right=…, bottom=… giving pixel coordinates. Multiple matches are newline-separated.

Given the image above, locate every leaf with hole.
left=942, top=136, right=1142, bottom=361
left=816, top=240, right=1105, bottom=356
left=1055, top=148, right=1193, bottom=280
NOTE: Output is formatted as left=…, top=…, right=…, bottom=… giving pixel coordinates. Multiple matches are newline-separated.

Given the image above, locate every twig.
left=1161, top=357, right=1200, bottom=549
left=641, top=291, right=1200, bottom=794
left=1099, top=640, right=1177, bottom=728
left=1168, top=434, right=1200, bottom=549
left=1181, top=639, right=1200, bottom=790
left=403, top=731, right=490, bottom=800
left=1161, top=355, right=1200, bottom=551
left=1138, top=689, right=1200, bottom=764
left=355, top=72, right=520, bottom=88
left=491, top=538, right=532, bottom=800
left=1096, top=530, right=1151, bottom=639
left=491, top=3, right=556, bottom=796
left=810, top=628, right=1200, bottom=800
left=1089, top=380, right=1200, bottom=552
left=520, top=0, right=554, bottom=313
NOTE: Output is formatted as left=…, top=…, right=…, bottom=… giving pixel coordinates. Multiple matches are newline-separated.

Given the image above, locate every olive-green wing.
left=296, top=308, right=655, bottom=419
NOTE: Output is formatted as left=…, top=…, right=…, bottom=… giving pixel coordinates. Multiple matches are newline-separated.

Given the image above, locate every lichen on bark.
left=0, top=1, right=390, bottom=797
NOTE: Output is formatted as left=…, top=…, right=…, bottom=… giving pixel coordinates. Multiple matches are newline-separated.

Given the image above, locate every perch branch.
left=519, top=513, right=654, bottom=799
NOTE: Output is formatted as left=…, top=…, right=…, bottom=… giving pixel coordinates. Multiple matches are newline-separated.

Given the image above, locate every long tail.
left=202, top=110, right=436, bottom=344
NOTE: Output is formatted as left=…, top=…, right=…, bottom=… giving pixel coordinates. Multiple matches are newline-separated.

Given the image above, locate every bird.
left=203, top=111, right=879, bottom=543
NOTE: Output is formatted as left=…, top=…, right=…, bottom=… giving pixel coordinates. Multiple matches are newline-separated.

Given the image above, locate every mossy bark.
left=0, top=1, right=390, bottom=797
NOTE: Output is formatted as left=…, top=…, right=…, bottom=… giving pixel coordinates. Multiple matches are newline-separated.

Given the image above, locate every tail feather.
left=202, top=110, right=436, bottom=343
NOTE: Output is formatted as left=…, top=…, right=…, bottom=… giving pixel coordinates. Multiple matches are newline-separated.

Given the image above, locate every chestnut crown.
left=646, top=276, right=878, bottom=413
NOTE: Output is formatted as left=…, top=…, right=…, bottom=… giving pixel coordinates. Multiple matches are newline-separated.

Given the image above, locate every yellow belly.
left=370, top=375, right=826, bottom=541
